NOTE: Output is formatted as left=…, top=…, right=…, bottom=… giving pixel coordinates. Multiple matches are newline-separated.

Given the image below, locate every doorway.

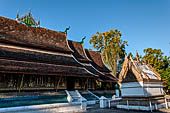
left=67, top=77, right=75, bottom=91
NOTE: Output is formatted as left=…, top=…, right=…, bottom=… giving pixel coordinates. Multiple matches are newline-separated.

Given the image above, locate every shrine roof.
left=119, top=55, right=162, bottom=83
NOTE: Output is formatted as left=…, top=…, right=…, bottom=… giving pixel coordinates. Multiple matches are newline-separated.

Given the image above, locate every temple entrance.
left=67, top=77, right=75, bottom=91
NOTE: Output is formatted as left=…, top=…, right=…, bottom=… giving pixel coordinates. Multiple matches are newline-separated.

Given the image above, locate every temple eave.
left=0, top=59, right=95, bottom=77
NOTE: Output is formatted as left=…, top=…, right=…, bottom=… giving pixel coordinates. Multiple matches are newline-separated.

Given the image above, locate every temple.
left=0, top=16, right=117, bottom=92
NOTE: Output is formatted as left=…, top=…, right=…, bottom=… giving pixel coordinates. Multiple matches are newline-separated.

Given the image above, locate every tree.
left=142, top=48, right=169, bottom=74
left=89, top=29, right=128, bottom=76
left=142, top=48, right=170, bottom=93
left=161, top=67, right=170, bottom=92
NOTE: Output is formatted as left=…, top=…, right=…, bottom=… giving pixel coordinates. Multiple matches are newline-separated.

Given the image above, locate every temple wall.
left=121, top=82, right=145, bottom=97
left=121, top=81, right=164, bottom=97
left=0, top=74, right=68, bottom=91
left=0, top=73, right=18, bottom=90
left=57, top=77, right=67, bottom=90
left=0, top=74, right=97, bottom=91
left=74, top=78, right=95, bottom=90
left=143, top=82, right=164, bottom=96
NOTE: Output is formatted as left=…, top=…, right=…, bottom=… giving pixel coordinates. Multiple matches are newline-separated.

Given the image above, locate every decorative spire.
left=29, top=8, right=31, bottom=17
left=16, top=9, right=19, bottom=21
left=38, top=17, right=40, bottom=27
left=124, top=52, right=128, bottom=60
left=143, top=57, right=147, bottom=64
left=16, top=9, right=40, bottom=27
left=136, top=50, right=140, bottom=62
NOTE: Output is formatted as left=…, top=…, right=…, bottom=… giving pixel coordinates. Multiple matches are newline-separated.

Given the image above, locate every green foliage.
left=142, top=48, right=170, bottom=73
left=161, top=68, right=170, bottom=91
left=142, top=48, right=170, bottom=92
left=96, top=80, right=102, bottom=88
left=89, top=29, right=128, bottom=76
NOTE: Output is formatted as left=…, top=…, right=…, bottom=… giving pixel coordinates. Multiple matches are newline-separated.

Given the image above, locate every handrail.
left=75, top=90, right=82, bottom=98
left=65, top=90, right=73, bottom=103
left=87, top=89, right=100, bottom=99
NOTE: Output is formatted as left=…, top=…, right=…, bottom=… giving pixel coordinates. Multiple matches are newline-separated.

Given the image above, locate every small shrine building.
left=119, top=53, right=166, bottom=110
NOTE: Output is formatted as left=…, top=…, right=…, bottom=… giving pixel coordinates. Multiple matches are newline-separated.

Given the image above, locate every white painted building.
left=119, top=54, right=164, bottom=97
left=118, top=53, right=167, bottom=110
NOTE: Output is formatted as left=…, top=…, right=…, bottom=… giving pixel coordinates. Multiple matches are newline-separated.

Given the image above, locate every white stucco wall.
left=121, top=82, right=145, bottom=97
left=121, top=81, right=164, bottom=97
left=143, top=82, right=164, bottom=96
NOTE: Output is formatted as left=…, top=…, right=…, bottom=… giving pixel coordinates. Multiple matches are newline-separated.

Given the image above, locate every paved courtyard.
left=4, top=107, right=170, bottom=113
left=5, top=108, right=170, bottom=113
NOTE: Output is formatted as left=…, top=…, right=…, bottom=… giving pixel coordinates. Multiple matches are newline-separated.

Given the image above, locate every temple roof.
left=68, top=40, right=118, bottom=82
left=68, top=40, right=103, bottom=77
left=0, top=59, right=95, bottom=77
left=68, top=40, right=91, bottom=63
left=85, top=49, right=117, bottom=82
left=119, top=55, right=162, bottom=83
left=0, top=16, right=71, bottom=53
left=0, top=16, right=116, bottom=80
left=0, top=16, right=97, bottom=77
left=0, top=44, right=81, bottom=67
left=85, top=49, right=111, bottom=73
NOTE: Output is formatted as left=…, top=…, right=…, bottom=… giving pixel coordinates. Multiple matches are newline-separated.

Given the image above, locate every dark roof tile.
left=0, top=16, right=71, bottom=53
left=0, top=59, right=95, bottom=77
left=0, top=45, right=82, bottom=67
left=68, top=40, right=91, bottom=63
left=85, top=49, right=111, bottom=73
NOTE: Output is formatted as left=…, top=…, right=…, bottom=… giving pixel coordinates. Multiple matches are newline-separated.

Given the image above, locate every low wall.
left=0, top=103, right=84, bottom=113
left=116, top=103, right=166, bottom=111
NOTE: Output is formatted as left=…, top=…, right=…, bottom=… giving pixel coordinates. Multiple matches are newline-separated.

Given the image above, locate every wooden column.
left=56, top=76, right=62, bottom=91
left=17, top=74, right=24, bottom=92
left=84, top=78, right=89, bottom=90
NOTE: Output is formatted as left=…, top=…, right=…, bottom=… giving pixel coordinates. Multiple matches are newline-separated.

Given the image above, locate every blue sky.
left=0, top=0, right=170, bottom=56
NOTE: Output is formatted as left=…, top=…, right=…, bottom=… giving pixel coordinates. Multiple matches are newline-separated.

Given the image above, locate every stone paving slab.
left=1, top=103, right=170, bottom=113
left=3, top=108, right=170, bottom=113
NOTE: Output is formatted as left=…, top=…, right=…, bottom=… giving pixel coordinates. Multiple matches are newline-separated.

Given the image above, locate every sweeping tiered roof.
left=0, top=16, right=70, bottom=53
left=119, top=55, right=162, bottom=83
left=0, top=16, right=95, bottom=77
left=68, top=40, right=104, bottom=77
left=85, top=50, right=111, bottom=73
left=68, top=40, right=91, bottom=63
left=85, top=49, right=117, bottom=82
left=68, top=40, right=117, bottom=82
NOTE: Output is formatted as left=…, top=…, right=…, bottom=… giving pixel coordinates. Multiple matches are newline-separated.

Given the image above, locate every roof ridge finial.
left=124, top=52, right=128, bottom=60
left=64, top=26, right=70, bottom=35
left=97, top=46, right=104, bottom=53
left=29, top=8, right=31, bottom=16
left=38, top=16, right=40, bottom=27
left=78, top=36, right=86, bottom=45
left=16, top=9, right=40, bottom=27
left=59, top=26, right=70, bottom=35
left=136, top=50, right=140, bottom=62
left=16, top=9, right=19, bottom=21
left=129, top=54, right=133, bottom=61
left=143, top=57, right=147, bottom=64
